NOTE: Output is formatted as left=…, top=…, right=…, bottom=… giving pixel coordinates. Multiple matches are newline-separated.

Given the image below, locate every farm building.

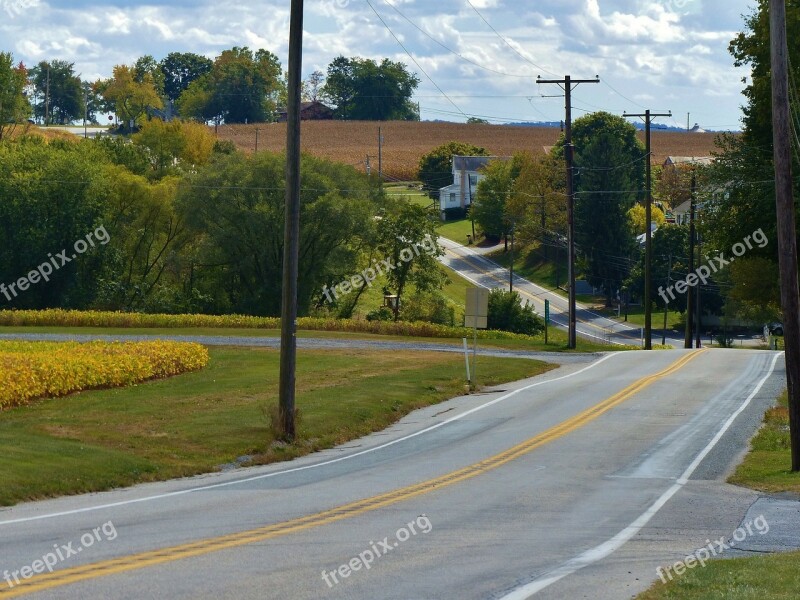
left=438, top=155, right=508, bottom=219
left=276, top=101, right=334, bottom=122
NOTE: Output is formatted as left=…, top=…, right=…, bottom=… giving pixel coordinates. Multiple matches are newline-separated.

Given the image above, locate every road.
left=438, top=238, right=687, bottom=348
left=0, top=348, right=792, bottom=599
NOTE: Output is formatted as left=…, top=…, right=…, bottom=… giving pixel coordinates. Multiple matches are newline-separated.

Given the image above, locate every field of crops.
left=217, top=121, right=725, bottom=181
left=0, top=340, right=209, bottom=409
left=0, top=309, right=538, bottom=341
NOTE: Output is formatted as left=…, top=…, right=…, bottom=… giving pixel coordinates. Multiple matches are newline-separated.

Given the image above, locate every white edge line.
left=0, top=353, right=620, bottom=526
left=497, top=351, right=783, bottom=600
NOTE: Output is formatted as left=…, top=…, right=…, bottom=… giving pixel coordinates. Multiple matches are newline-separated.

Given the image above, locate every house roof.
left=664, top=156, right=714, bottom=167
left=452, top=155, right=509, bottom=172
left=673, top=200, right=693, bottom=215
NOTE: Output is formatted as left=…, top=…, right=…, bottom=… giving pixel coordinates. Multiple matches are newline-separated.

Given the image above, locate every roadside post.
left=465, top=288, right=489, bottom=391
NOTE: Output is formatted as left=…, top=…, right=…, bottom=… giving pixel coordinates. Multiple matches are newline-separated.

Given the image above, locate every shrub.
left=487, top=289, right=545, bottom=335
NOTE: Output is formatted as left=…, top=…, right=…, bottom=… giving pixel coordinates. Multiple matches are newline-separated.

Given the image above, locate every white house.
left=438, top=155, right=507, bottom=218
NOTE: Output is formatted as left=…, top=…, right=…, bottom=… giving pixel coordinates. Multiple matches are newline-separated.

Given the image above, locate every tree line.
left=0, top=49, right=421, bottom=133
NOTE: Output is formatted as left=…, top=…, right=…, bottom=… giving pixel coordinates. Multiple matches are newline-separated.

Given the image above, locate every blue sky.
left=1, top=0, right=756, bottom=130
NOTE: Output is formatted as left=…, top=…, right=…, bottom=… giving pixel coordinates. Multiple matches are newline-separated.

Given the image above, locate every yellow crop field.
left=216, top=121, right=725, bottom=181
left=0, top=340, right=209, bottom=409
left=0, top=309, right=536, bottom=341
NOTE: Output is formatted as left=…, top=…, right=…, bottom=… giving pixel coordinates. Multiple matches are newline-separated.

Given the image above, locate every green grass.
left=636, top=551, right=800, bottom=599
left=636, top=390, right=800, bottom=599
left=490, top=243, right=569, bottom=292
left=729, top=390, right=800, bottom=494
left=437, top=217, right=483, bottom=245
left=0, top=346, right=554, bottom=506
left=385, top=183, right=432, bottom=209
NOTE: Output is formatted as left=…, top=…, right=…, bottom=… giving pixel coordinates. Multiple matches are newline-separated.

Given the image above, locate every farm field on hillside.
left=217, top=121, right=725, bottom=180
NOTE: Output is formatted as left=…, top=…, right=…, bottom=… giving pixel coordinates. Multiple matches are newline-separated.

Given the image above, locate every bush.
left=366, top=307, right=394, bottom=322
left=487, top=289, right=545, bottom=335
left=400, top=291, right=456, bottom=326
left=442, top=207, right=467, bottom=221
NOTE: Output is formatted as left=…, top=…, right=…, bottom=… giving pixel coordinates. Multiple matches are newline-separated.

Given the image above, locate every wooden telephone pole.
left=770, top=0, right=800, bottom=471
left=624, top=110, right=671, bottom=350
left=278, top=0, right=304, bottom=441
left=537, top=75, right=599, bottom=349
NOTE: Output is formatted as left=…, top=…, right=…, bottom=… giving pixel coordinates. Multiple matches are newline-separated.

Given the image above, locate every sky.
left=0, top=0, right=757, bottom=131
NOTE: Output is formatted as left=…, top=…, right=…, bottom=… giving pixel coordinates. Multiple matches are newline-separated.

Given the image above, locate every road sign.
left=545, top=299, right=550, bottom=324
left=465, top=288, right=489, bottom=329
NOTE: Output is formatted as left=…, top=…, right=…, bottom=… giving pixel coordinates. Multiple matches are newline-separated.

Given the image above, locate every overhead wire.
left=464, top=0, right=557, bottom=77
left=380, top=0, right=538, bottom=79
left=365, top=0, right=469, bottom=119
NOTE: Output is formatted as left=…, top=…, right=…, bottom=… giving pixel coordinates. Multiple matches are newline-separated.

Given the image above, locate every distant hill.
left=217, top=121, right=726, bottom=181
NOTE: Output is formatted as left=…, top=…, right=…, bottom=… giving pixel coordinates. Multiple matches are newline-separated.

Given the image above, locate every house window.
left=449, top=193, right=456, bottom=206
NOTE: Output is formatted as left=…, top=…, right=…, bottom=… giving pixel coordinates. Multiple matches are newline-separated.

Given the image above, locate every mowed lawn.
left=0, top=346, right=554, bottom=506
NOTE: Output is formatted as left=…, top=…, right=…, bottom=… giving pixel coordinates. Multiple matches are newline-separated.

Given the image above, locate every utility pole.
left=83, top=86, right=88, bottom=139
left=684, top=173, right=696, bottom=348
left=45, top=65, right=50, bottom=126
left=662, top=253, right=672, bottom=346
left=537, top=75, right=599, bottom=349
left=695, top=226, right=703, bottom=348
left=770, top=0, right=800, bottom=470
left=510, top=223, right=515, bottom=292
left=624, top=110, right=671, bottom=350
left=378, top=126, right=383, bottom=181
left=278, top=0, right=304, bottom=441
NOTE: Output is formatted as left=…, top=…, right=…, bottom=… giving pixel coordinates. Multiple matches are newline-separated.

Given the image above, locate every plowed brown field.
left=217, top=120, right=726, bottom=181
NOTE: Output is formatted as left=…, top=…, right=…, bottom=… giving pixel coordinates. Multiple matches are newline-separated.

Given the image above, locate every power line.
left=464, top=0, right=557, bottom=77
left=365, top=0, right=469, bottom=119
left=381, top=0, right=538, bottom=79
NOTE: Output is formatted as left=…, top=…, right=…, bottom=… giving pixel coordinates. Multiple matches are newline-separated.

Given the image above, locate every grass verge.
left=729, top=390, right=800, bottom=494
left=0, top=346, right=554, bottom=506
left=438, top=217, right=482, bottom=245
left=637, top=390, right=800, bottom=599
left=636, top=551, right=800, bottom=599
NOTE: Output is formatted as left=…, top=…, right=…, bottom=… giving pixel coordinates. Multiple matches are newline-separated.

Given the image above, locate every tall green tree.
left=102, top=64, right=163, bottom=130
left=176, top=151, right=378, bottom=315
left=0, top=53, right=30, bottom=140
left=0, top=138, right=111, bottom=308
left=376, top=200, right=445, bottom=319
left=507, top=152, right=566, bottom=257
left=417, top=141, right=489, bottom=198
left=701, top=0, right=797, bottom=317
left=177, top=47, right=283, bottom=124
left=160, top=52, right=213, bottom=105
left=473, top=157, right=519, bottom=241
left=322, top=56, right=420, bottom=120
left=29, top=60, right=84, bottom=124
left=568, top=112, right=644, bottom=298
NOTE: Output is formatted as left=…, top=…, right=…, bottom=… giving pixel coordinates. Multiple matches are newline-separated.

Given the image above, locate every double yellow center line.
left=1, top=350, right=706, bottom=597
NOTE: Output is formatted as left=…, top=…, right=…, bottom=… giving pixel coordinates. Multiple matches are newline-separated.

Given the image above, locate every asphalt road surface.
left=439, top=238, right=689, bottom=348
left=0, top=349, right=792, bottom=599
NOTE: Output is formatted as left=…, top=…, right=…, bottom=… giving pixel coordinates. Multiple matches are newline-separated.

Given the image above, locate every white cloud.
left=0, top=0, right=754, bottom=130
